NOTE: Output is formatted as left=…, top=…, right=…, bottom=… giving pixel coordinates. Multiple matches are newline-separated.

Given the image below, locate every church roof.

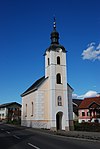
left=21, top=76, right=73, bottom=97
left=0, top=102, right=21, bottom=108
left=67, top=83, right=74, bottom=91
left=46, top=43, right=66, bottom=53
left=21, top=76, right=48, bottom=97
left=45, top=18, right=66, bottom=53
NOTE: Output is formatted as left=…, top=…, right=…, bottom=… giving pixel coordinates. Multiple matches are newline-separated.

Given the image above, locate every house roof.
left=0, top=102, right=21, bottom=108
left=79, top=96, right=100, bottom=109
left=89, top=102, right=100, bottom=109
left=21, top=76, right=48, bottom=97
left=72, top=99, right=83, bottom=114
left=21, top=76, right=73, bottom=97
left=73, top=99, right=82, bottom=106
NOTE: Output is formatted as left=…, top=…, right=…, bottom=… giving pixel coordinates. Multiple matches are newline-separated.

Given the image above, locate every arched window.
left=57, top=96, right=62, bottom=106
left=57, top=56, right=60, bottom=64
left=48, top=58, right=50, bottom=65
left=31, top=102, right=33, bottom=116
left=56, top=73, right=61, bottom=84
left=25, top=104, right=27, bottom=117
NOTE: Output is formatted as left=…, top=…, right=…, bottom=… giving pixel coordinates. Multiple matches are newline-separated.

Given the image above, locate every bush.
left=74, top=122, right=100, bottom=132
left=7, top=119, right=21, bottom=125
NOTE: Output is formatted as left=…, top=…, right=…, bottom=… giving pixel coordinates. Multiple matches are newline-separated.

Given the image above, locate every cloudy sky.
left=0, top=0, right=100, bottom=104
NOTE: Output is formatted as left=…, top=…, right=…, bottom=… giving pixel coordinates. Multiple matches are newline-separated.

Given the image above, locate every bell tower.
left=45, top=18, right=70, bottom=131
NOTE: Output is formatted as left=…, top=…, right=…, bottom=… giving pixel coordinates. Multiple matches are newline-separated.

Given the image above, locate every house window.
left=48, top=58, right=50, bottom=66
left=94, top=119, right=99, bottom=123
left=96, top=110, right=100, bottom=116
left=82, top=112, right=85, bottom=116
left=2, top=114, right=4, bottom=117
left=1, top=108, right=5, bottom=111
left=57, top=56, right=60, bottom=65
left=57, top=96, right=62, bottom=106
left=56, top=73, right=61, bottom=84
left=31, top=102, right=33, bottom=116
left=25, top=104, right=27, bottom=117
left=87, top=112, right=90, bottom=116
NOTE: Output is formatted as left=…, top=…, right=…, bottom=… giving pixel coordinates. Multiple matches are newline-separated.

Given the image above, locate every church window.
left=57, top=56, right=60, bottom=64
left=57, top=96, right=62, bottom=106
left=31, top=102, right=33, bottom=116
left=56, top=73, right=61, bottom=84
left=25, top=104, right=27, bottom=117
left=48, top=58, right=50, bottom=65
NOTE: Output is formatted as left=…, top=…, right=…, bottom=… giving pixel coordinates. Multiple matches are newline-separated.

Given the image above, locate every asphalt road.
left=0, top=123, right=100, bottom=149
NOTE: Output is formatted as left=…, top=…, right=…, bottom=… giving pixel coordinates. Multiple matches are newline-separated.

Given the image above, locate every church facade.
left=21, top=19, right=74, bottom=131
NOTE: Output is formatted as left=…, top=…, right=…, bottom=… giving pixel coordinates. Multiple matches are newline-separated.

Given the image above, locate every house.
left=72, top=99, right=82, bottom=121
left=78, top=96, right=100, bottom=123
left=0, top=102, right=21, bottom=122
left=21, top=18, right=74, bottom=131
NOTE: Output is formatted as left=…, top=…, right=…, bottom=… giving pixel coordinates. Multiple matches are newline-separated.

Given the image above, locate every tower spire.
left=51, top=17, right=59, bottom=44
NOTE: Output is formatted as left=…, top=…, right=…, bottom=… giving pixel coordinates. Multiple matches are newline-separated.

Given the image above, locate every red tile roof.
left=79, top=96, right=100, bottom=109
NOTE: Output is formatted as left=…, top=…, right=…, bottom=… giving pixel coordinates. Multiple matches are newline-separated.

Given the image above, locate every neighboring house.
left=78, top=96, right=100, bottom=123
left=0, top=102, right=21, bottom=122
left=72, top=99, right=82, bottom=121
left=21, top=19, right=74, bottom=131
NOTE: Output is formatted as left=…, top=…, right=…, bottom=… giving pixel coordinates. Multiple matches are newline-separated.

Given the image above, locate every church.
left=21, top=19, right=74, bottom=131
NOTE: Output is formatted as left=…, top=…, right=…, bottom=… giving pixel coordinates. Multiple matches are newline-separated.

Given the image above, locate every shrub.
left=7, top=119, right=21, bottom=125
left=74, top=122, right=100, bottom=132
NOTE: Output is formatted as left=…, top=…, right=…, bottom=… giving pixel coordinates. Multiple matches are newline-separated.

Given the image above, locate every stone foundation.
left=69, top=120, right=74, bottom=131
left=21, top=120, right=50, bottom=129
left=21, top=120, right=74, bottom=131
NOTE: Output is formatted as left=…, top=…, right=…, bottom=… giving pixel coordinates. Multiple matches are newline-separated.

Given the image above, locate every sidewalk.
left=56, top=130, right=100, bottom=141
left=5, top=123, right=100, bottom=141
left=28, top=127, right=100, bottom=141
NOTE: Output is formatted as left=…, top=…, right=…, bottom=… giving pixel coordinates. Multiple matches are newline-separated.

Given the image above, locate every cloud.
left=83, top=90, right=98, bottom=98
left=72, top=94, right=78, bottom=99
left=97, top=43, right=100, bottom=50
left=72, top=90, right=98, bottom=99
left=82, top=42, right=100, bottom=61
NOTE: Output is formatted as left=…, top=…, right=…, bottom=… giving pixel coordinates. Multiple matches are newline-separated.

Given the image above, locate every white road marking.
left=6, top=131, right=10, bottom=134
left=13, top=135, right=20, bottom=139
left=28, top=143, right=40, bottom=149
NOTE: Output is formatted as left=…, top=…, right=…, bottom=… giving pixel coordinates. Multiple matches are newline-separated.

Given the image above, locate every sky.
left=0, top=0, right=100, bottom=104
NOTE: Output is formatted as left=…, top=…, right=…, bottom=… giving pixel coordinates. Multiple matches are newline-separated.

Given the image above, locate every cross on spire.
left=53, top=17, right=56, bottom=30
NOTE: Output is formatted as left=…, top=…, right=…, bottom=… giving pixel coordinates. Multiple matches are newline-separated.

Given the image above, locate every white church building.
left=21, top=19, right=74, bottom=131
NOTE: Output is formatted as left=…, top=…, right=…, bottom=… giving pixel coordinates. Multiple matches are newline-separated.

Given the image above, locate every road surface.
left=0, top=123, right=100, bottom=149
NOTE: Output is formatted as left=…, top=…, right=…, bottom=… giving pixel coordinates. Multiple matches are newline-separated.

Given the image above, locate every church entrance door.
left=56, top=112, right=63, bottom=130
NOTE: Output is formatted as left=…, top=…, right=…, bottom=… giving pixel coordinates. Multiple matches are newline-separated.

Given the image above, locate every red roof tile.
left=79, top=96, right=100, bottom=109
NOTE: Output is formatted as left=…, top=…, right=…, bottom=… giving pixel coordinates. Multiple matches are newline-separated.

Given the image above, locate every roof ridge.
left=21, top=76, right=48, bottom=97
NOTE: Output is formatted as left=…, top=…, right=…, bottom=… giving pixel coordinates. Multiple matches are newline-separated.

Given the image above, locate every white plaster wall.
left=21, top=78, right=51, bottom=128
left=22, top=90, right=45, bottom=120
left=67, top=85, right=73, bottom=121
left=0, top=108, right=7, bottom=120
left=47, top=50, right=70, bottom=130
left=78, top=119, right=90, bottom=123
left=22, top=47, right=73, bottom=130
